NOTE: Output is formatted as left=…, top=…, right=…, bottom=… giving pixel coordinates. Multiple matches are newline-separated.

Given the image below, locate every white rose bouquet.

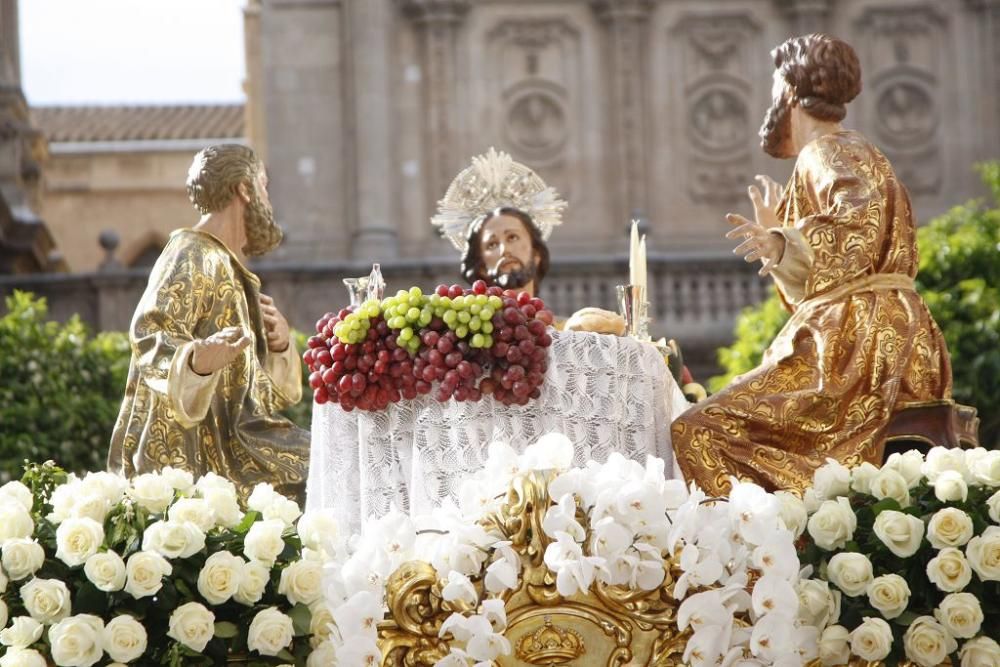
left=0, top=462, right=334, bottom=665
left=798, top=451, right=1000, bottom=665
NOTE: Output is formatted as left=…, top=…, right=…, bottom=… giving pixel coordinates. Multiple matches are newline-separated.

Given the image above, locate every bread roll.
left=565, top=307, right=627, bottom=336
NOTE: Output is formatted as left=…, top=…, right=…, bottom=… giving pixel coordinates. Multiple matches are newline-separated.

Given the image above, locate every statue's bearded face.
left=479, top=213, right=538, bottom=289
left=760, top=70, right=796, bottom=159
left=243, top=169, right=282, bottom=257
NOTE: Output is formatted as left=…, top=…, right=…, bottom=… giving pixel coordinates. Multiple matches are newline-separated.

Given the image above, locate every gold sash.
left=797, top=272, right=916, bottom=311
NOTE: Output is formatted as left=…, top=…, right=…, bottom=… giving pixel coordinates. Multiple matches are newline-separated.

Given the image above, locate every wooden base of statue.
left=881, top=398, right=980, bottom=462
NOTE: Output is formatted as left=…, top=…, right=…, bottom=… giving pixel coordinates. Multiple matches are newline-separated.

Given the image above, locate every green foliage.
left=709, top=294, right=789, bottom=393
left=0, top=291, right=130, bottom=480
left=711, top=162, right=1000, bottom=446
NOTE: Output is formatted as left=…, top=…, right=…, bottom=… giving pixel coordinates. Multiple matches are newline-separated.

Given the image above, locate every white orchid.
left=441, top=571, right=478, bottom=607
left=543, top=531, right=602, bottom=596
left=517, top=432, right=574, bottom=472
left=541, top=493, right=585, bottom=542
left=331, top=590, right=383, bottom=641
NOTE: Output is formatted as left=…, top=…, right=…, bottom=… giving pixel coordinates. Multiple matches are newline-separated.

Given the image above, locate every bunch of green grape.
left=332, top=299, right=381, bottom=344
left=427, top=285, right=501, bottom=348
left=380, top=286, right=430, bottom=354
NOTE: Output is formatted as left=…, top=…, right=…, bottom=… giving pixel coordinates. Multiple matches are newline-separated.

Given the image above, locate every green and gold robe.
left=672, top=130, right=951, bottom=495
left=108, top=229, right=309, bottom=502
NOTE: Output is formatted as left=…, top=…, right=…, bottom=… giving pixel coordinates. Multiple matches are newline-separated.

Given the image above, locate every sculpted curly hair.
left=186, top=144, right=261, bottom=214
left=772, top=33, right=862, bottom=122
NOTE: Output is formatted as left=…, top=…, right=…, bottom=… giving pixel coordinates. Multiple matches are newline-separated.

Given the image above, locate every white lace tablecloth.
left=306, top=330, right=690, bottom=532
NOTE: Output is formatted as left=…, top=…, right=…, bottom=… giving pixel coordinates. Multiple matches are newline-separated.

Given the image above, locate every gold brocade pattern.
left=108, top=229, right=308, bottom=502
left=672, top=131, right=951, bottom=495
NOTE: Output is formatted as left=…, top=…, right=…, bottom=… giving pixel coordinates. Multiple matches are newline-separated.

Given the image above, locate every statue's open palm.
left=726, top=185, right=785, bottom=276
left=190, top=327, right=251, bottom=375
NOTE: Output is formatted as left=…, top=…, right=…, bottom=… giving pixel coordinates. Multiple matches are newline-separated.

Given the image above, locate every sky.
left=19, top=0, right=247, bottom=106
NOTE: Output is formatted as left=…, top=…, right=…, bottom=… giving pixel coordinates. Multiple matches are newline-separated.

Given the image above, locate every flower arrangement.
left=318, top=433, right=827, bottom=666
left=797, top=448, right=1000, bottom=666
left=0, top=462, right=336, bottom=666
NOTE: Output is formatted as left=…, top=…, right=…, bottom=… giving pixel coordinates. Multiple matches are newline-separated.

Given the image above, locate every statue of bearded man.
left=108, top=144, right=309, bottom=503
left=460, top=206, right=551, bottom=297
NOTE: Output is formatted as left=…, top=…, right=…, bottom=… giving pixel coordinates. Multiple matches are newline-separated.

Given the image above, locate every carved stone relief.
left=671, top=14, right=761, bottom=204
left=855, top=5, right=947, bottom=195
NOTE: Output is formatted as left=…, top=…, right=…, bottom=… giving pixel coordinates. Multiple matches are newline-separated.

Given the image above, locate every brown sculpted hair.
left=186, top=144, right=282, bottom=257
left=187, top=144, right=260, bottom=213
left=771, top=33, right=862, bottom=122
left=461, top=207, right=550, bottom=290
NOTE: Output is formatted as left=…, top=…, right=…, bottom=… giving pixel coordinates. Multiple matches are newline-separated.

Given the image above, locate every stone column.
left=963, top=0, right=1000, bottom=161
left=0, top=0, right=19, bottom=86
left=397, top=0, right=470, bottom=202
left=243, top=0, right=268, bottom=162
left=591, top=0, right=653, bottom=226
left=774, top=0, right=833, bottom=36
left=344, top=0, right=399, bottom=259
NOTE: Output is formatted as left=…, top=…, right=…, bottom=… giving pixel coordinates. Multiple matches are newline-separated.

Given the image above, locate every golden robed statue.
left=108, top=145, right=309, bottom=502
left=672, top=34, right=952, bottom=495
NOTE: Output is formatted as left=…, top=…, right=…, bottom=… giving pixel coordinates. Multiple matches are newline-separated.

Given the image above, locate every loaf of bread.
left=565, top=307, right=627, bottom=336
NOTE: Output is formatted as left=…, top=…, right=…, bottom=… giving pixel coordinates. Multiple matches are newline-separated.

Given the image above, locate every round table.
left=306, top=330, right=691, bottom=532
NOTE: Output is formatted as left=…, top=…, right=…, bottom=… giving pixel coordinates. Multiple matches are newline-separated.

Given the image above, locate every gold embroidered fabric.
left=673, top=131, right=951, bottom=495
left=108, top=229, right=309, bottom=502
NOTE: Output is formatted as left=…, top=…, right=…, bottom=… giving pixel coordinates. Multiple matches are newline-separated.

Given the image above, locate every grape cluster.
left=303, top=280, right=555, bottom=411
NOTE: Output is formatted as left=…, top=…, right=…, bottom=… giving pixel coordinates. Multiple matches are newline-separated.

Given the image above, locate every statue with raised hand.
left=108, top=144, right=309, bottom=503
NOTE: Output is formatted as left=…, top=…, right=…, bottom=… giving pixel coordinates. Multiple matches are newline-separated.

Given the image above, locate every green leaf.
left=893, top=611, right=919, bottom=627
left=870, top=498, right=902, bottom=517
left=289, top=603, right=312, bottom=636
left=214, top=621, right=240, bottom=639
left=277, top=648, right=297, bottom=662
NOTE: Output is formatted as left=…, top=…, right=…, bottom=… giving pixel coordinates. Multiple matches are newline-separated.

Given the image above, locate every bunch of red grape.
left=303, top=280, right=554, bottom=411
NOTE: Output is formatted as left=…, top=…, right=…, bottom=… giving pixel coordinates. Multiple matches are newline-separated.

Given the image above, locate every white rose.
left=21, top=578, right=72, bottom=624
left=866, top=573, right=910, bottom=619
left=869, top=468, right=911, bottom=508
left=83, top=551, right=126, bottom=592
left=934, top=470, right=969, bottom=503
left=79, top=472, right=128, bottom=506
left=964, top=448, right=999, bottom=486
left=308, top=603, right=334, bottom=648
left=103, top=615, right=148, bottom=663
left=244, top=519, right=287, bottom=566
left=966, top=526, right=1000, bottom=582
left=160, top=467, right=195, bottom=495
left=813, top=459, right=851, bottom=500
left=200, top=487, right=243, bottom=529
left=827, top=552, right=873, bottom=597
left=0, top=600, right=6, bottom=633
left=807, top=498, right=857, bottom=551
left=307, top=640, right=338, bottom=667
left=128, top=473, right=175, bottom=514
left=927, top=547, right=973, bottom=592
left=923, top=447, right=970, bottom=483
left=0, top=567, right=7, bottom=593
left=988, top=490, right=1000, bottom=524
left=797, top=579, right=840, bottom=628
left=849, top=616, right=893, bottom=661
left=167, top=498, right=216, bottom=533
left=850, top=462, right=880, bottom=495
left=141, top=520, right=205, bottom=559
left=235, top=560, right=270, bottom=606
left=278, top=558, right=323, bottom=606
left=1, top=539, right=45, bottom=580
left=960, top=637, right=1000, bottom=667
left=48, top=614, right=104, bottom=667
left=67, top=494, right=112, bottom=525
left=247, top=607, right=294, bottom=657
left=197, top=551, right=245, bottom=605
left=884, top=449, right=925, bottom=488
left=934, top=592, right=983, bottom=639
left=47, top=481, right=80, bottom=526
left=803, top=487, right=822, bottom=513
left=296, top=510, right=341, bottom=552
left=0, top=504, right=34, bottom=544
left=124, top=550, right=173, bottom=599
left=819, top=625, right=850, bottom=667
left=927, top=508, right=974, bottom=549
left=0, top=481, right=33, bottom=512
left=903, top=616, right=957, bottom=667
left=775, top=491, right=808, bottom=539
left=55, top=517, right=105, bottom=567
left=167, top=602, right=215, bottom=653
left=873, top=510, right=925, bottom=558
left=248, top=484, right=302, bottom=528
left=0, top=648, right=48, bottom=667
left=0, top=617, right=43, bottom=648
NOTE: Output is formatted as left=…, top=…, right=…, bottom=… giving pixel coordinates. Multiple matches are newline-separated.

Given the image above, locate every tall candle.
left=629, top=219, right=640, bottom=286
left=638, top=234, right=648, bottom=293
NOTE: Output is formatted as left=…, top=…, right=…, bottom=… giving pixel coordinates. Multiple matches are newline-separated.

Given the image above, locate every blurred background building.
left=3, top=0, right=999, bottom=376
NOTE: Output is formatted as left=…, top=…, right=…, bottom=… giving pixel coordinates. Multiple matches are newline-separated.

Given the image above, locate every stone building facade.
left=249, top=0, right=1000, bottom=265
